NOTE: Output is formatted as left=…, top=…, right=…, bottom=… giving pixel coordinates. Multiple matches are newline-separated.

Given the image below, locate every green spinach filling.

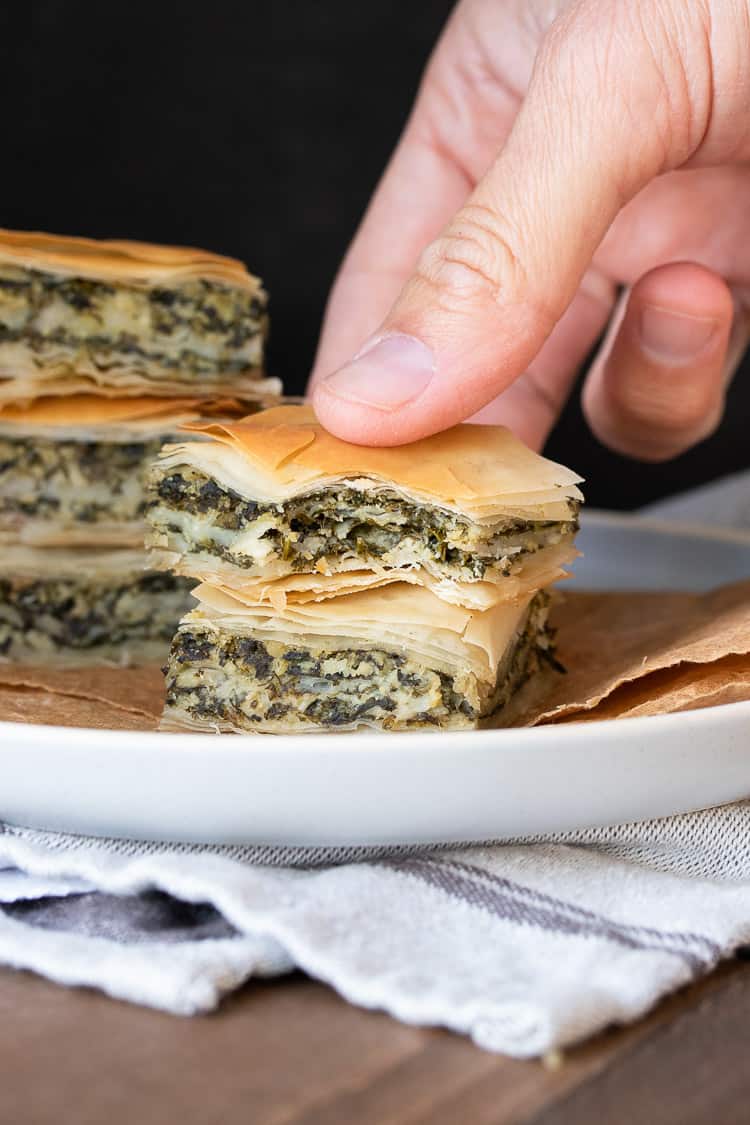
left=0, top=435, right=167, bottom=525
left=163, top=597, right=550, bottom=731
left=149, top=469, right=579, bottom=579
left=0, top=265, right=266, bottom=378
left=0, top=571, right=194, bottom=656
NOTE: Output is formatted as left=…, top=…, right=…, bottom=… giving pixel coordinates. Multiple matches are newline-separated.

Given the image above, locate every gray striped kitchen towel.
left=2, top=803, right=750, bottom=1057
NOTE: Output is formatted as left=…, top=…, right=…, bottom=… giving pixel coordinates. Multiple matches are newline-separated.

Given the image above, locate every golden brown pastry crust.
left=0, top=229, right=277, bottom=402
left=0, top=394, right=262, bottom=437
left=0, top=228, right=261, bottom=292
left=180, top=404, right=583, bottom=519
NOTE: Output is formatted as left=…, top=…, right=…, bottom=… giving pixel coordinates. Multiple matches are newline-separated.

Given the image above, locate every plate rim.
left=3, top=688, right=750, bottom=757
left=582, top=507, right=750, bottom=546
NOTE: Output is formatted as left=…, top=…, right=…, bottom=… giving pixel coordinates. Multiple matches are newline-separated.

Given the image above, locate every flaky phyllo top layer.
left=0, top=229, right=279, bottom=401
left=147, top=404, right=583, bottom=608
left=163, top=404, right=583, bottom=519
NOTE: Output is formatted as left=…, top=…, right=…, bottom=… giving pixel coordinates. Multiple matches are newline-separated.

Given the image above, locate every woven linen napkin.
left=2, top=810, right=750, bottom=1056
left=1, top=470, right=749, bottom=1058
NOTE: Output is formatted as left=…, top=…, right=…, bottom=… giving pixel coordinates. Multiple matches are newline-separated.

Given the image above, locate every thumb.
left=313, top=0, right=724, bottom=446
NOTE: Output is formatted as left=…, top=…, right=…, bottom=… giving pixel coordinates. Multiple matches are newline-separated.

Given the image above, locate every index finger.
left=309, top=1, right=527, bottom=386
left=309, top=120, right=471, bottom=384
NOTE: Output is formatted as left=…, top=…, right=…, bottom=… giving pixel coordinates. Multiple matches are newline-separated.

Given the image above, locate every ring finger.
left=582, top=262, right=737, bottom=462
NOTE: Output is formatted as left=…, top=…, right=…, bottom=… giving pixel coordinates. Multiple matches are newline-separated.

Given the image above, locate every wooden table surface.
left=4, top=958, right=750, bottom=1124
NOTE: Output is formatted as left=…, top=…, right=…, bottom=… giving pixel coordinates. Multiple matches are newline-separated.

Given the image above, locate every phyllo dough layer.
left=147, top=405, right=581, bottom=603
left=0, top=395, right=260, bottom=547
left=0, top=229, right=278, bottom=401
left=161, top=583, right=552, bottom=732
left=0, top=545, right=194, bottom=665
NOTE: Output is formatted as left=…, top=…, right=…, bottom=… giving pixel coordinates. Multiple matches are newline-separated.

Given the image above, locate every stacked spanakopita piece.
left=0, top=229, right=277, bottom=664
left=147, top=404, right=583, bottom=732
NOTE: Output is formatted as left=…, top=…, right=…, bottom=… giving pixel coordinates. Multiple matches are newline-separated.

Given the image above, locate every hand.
left=309, top=0, right=750, bottom=458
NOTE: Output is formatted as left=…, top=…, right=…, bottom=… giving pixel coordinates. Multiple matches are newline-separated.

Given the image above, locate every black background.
left=2, top=2, right=747, bottom=508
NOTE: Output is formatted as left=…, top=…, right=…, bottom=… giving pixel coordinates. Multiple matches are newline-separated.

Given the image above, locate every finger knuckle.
left=602, top=377, right=724, bottom=460
left=620, top=381, right=717, bottom=435
left=415, top=203, right=527, bottom=310
left=625, top=411, right=722, bottom=462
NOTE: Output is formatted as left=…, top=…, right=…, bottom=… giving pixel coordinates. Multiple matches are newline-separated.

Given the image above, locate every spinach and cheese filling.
left=0, top=569, right=194, bottom=664
left=0, top=264, right=267, bottom=388
left=147, top=467, right=580, bottom=585
left=161, top=592, right=551, bottom=733
left=0, top=434, right=169, bottom=542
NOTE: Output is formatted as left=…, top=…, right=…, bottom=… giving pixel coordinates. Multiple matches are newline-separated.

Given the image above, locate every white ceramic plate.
left=2, top=511, right=750, bottom=846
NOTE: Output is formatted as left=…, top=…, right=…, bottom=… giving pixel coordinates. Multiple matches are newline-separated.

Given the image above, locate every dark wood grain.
left=535, top=960, right=750, bottom=1125
left=3, top=960, right=750, bottom=1124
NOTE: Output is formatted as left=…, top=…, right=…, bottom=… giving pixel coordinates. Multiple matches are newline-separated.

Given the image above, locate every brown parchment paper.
left=0, top=685, right=158, bottom=730
left=512, top=579, right=750, bottom=726
left=1, top=580, right=750, bottom=732
left=559, top=653, right=750, bottom=724
left=0, top=664, right=164, bottom=727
